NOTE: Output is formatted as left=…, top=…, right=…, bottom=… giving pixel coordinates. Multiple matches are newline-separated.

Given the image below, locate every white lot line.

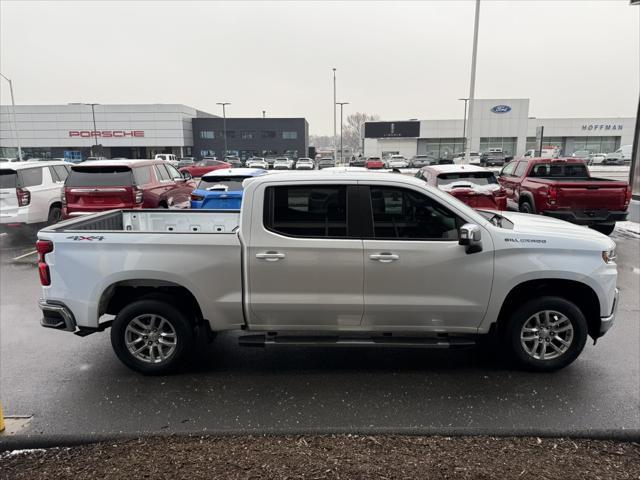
left=12, top=249, right=37, bottom=261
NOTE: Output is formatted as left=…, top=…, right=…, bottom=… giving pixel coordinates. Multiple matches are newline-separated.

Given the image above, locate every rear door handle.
left=256, top=251, right=286, bottom=261
left=369, top=253, right=399, bottom=263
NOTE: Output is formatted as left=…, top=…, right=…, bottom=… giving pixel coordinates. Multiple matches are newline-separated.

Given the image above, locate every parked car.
left=452, top=152, right=482, bottom=165
left=273, top=157, right=294, bottom=170
left=62, top=160, right=195, bottom=218
left=190, top=168, right=268, bottom=210
left=415, top=164, right=507, bottom=210
left=295, top=158, right=315, bottom=170
left=0, top=157, right=20, bottom=163
left=572, top=150, right=592, bottom=159
left=365, top=156, right=385, bottom=169
left=38, top=170, right=619, bottom=375
left=349, top=157, right=366, bottom=167
left=497, top=157, right=631, bottom=235
left=154, top=154, right=179, bottom=167
left=85, top=156, right=107, bottom=162
left=179, top=159, right=231, bottom=178
left=1, top=161, right=70, bottom=234
left=246, top=157, right=269, bottom=169
left=604, top=145, right=632, bottom=165
left=317, top=157, right=336, bottom=169
left=386, top=155, right=409, bottom=169
left=588, top=153, right=607, bottom=165
left=480, top=151, right=506, bottom=167
left=410, top=155, right=438, bottom=168
left=224, top=156, right=243, bottom=168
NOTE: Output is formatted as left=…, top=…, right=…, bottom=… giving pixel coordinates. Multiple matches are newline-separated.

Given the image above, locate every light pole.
left=0, top=73, right=23, bottom=160
left=459, top=98, right=469, bottom=153
left=216, top=102, right=231, bottom=158
left=262, top=110, right=266, bottom=119
left=69, top=102, right=100, bottom=157
left=332, top=68, right=337, bottom=162
left=336, top=102, right=349, bottom=165
left=464, top=0, right=481, bottom=164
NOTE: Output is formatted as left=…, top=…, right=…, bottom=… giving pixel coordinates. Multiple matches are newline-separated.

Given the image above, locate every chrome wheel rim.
left=125, top=314, right=177, bottom=363
left=520, top=310, right=574, bottom=361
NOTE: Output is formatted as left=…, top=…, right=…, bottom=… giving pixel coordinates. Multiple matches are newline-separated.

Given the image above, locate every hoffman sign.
left=69, top=130, right=145, bottom=138
left=581, top=124, right=623, bottom=131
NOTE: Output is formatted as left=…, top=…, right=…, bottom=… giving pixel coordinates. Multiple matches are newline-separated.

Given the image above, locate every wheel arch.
left=99, top=279, right=204, bottom=326
left=496, top=279, right=601, bottom=339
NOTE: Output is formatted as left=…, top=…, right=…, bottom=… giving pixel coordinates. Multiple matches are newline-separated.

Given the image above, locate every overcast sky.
left=1, top=0, right=638, bottom=135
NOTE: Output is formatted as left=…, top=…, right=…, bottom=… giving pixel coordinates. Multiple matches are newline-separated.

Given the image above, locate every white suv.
left=0, top=161, right=70, bottom=234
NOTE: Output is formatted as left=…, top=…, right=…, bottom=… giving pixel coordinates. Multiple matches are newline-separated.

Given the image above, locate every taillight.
left=191, top=193, right=204, bottom=202
left=548, top=185, right=558, bottom=205
left=624, top=186, right=632, bottom=207
left=16, top=187, right=30, bottom=206
left=134, top=187, right=143, bottom=204
left=36, top=240, right=54, bottom=286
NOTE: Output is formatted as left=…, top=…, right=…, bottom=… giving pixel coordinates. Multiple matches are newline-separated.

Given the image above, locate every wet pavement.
left=0, top=228, right=638, bottom=444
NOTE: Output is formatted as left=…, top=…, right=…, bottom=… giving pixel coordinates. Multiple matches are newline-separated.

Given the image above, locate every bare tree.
left=342, top=112, right=380, bottom=155
left=309, top=135, right=334, bottom=149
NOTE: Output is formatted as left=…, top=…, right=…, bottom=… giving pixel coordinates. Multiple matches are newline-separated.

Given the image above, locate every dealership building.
left=363, top=98, right=635, bottom=160
left=0, top=104, right=216, bottom=161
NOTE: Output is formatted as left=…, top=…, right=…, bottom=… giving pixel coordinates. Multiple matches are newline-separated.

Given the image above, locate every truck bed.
left=526, top=177, right=629, bottom=210
left=44, top=209, right=240, bottom=233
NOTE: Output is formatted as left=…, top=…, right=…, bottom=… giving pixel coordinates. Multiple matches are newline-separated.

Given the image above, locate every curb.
left=2, top=427, right=639, bottom=453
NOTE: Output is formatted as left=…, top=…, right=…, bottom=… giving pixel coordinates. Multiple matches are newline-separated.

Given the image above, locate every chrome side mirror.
left=459, top=223, right=483, bottom=254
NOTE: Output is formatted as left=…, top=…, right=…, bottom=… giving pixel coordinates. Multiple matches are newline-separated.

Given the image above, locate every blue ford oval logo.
left=491, top=105, right=511, bottom=114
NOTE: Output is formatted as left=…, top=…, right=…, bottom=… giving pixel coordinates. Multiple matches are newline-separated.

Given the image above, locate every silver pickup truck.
left=37, top=171, right=619, bottom=374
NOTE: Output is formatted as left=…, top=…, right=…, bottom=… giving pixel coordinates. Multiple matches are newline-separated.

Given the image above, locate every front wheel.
left=590, top=223, right=615, bottom=236
left=505, top=296, right=587, bottom=371
left=110, top=299, right=194, bottom=375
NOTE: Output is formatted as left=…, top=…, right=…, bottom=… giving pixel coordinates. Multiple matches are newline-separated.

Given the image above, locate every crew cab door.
left=498, top=161, right=519, bottom=210
left=360, top=182, right=493, bottom=331
left=246, top=181, right=364, bottom=328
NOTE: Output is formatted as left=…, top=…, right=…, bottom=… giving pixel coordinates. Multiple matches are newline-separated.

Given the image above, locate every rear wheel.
left=519, top=200, right=534, bottom=214
left=110, top=299, right=194, bottom=375
left=504, top=296, right=587, bottom=371
left=591, top=223, right=615, bottom=236
left=47, top=205, right=63, bottom=225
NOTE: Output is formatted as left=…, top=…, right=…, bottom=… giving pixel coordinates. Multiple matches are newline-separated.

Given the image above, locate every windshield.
left=197, top=175, right=254, bottom=191
left=67, top=166, right=133, bottom=186
left=437, top=172, right=497, bottom=186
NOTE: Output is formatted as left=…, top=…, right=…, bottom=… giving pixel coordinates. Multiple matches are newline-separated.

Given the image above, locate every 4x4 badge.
left=66, top=235, right=105, bottom=241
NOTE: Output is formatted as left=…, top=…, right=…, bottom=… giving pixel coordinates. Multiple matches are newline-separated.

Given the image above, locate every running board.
left=238, top=334, right=476, bottom=348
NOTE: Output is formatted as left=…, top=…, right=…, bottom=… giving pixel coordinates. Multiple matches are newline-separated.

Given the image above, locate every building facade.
left=192, top=117, right=309, bottom=160
left=364, top=99, right=635, bottom=160
left=0, top=104, right=215, bottom=160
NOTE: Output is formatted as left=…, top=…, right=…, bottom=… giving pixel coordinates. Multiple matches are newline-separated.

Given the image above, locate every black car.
left=317, top=158, right=336, bottom=169
left=480, top=151, right=506, bottom=166
left=409, top=155, right=438, bottom=168
left=349, top=157, right=366, bottom=167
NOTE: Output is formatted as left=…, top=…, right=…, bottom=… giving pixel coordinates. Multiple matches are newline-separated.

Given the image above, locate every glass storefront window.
left=479, top=137, right=517, bottom=156
left=419, top=138, right=465, bottom=159
left=200, top=131, right=214, bottom=139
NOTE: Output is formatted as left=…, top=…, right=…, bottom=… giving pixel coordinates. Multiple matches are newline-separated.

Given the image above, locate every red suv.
left=63, top=160, right=196, bottom=218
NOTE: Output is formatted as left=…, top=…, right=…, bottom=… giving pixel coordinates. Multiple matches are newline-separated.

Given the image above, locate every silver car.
left=295, top=158, right=315, bottom=170
left=246, top=157, right=269, bottom=169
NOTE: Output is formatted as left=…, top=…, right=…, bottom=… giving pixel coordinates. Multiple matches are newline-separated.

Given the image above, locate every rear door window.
left=67, top=166, right=134, bottom=187
left=0, top=170, right=18, bottom=188
left=18, top=167, right=43, bottom=187
left=264, top=185, right=348, bottom=238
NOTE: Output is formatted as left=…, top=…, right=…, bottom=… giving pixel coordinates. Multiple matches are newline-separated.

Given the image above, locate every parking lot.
left=0, top=225, right=638, bottom=444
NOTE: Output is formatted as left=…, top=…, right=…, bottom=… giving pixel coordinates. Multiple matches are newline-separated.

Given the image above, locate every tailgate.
left=451, top=191, right=499, bottom=209
left=66, top=186, right=134, bottom=210
left=555, top=182, right=628, bottom=210
left=202, top=191, right=243, bottom=210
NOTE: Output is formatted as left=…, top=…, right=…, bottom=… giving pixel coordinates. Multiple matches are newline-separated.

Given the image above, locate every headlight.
left=602, top=248, right=617, bottom=264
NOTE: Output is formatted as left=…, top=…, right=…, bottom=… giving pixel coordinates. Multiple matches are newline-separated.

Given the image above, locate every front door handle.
left=256, top=251, right=286, bottom=261
left=369, top=253, right=399, bottom=263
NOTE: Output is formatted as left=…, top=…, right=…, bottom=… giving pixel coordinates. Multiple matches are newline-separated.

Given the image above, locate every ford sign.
left=491, top=105, right=511, bottom=114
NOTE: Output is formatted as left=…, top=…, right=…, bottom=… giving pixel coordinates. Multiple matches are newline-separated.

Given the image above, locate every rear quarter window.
left=133, top=166, right=152, bottom=185
left=18, top=168, right=43, bottom=187
left=67, top=167, right=134, bottom=187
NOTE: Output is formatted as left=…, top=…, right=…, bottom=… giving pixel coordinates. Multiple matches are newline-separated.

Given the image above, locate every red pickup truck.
left=498, top=157, right=631, bottom=235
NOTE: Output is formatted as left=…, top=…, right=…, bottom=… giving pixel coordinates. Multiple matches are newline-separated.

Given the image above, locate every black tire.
left=504, top=296, right=588, bottom=372
left=110, top=299, right=194, bottom=375
left=47, top=205, right=63, bottom=226
left=519, top=200, right=534, bottom=214
left=590, top=223, right=616, bottom=236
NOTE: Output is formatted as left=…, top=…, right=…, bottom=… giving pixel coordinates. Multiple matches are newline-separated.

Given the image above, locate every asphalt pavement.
left=0, top=227, right=638, bottom=448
